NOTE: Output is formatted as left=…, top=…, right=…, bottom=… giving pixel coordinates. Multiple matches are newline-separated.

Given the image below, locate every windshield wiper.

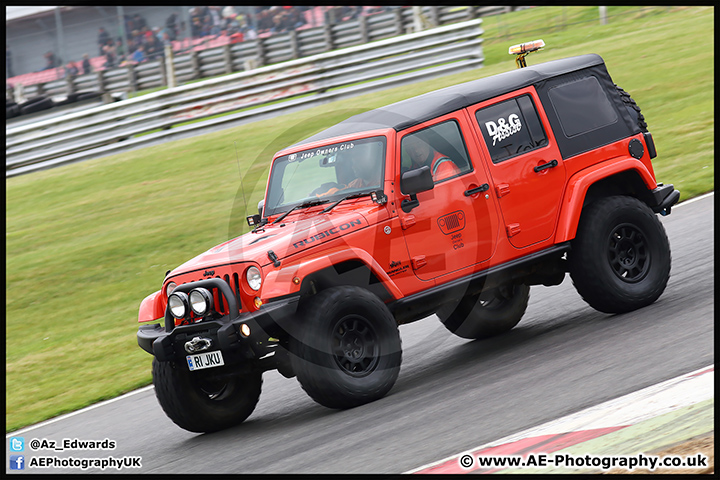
left=321, top=191, right=384, bottom=214
left=272, top=199, right=328, bottom=224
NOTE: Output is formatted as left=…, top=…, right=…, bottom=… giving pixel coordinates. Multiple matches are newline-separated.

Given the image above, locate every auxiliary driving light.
left=240, top=323, right=251, bottom=337
left=246, top=266, right=262, bottom=291
left=189, top=288, right=213, bottom=316
left=168, top=292, right=190, bottom=319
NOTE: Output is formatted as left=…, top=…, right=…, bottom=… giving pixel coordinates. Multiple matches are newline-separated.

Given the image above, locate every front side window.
left=475, top=95, right=548, bottom=163
left=265, top=136, right=386, bottom=215
left=400, top=120, right=472, bottom=183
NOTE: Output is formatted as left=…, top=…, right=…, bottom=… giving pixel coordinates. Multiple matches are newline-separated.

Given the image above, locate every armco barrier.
left=6, top=20, right=484, bottom=177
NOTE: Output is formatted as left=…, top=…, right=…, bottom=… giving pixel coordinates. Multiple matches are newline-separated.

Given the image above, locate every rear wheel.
left=152, top=359, right=262, bottom=433
left=437, top=284, right=530, bottom=339
left=569, top=195, right=670, bottom=313
left=290, top=286, right=402, bottom=409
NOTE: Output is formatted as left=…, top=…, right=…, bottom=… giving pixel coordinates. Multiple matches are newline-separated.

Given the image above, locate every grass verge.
left=5, top=6, right=713, bottom=432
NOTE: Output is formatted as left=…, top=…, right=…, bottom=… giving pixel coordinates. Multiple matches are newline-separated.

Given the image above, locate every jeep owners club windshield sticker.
left=290, top=142, right=355, bottom=162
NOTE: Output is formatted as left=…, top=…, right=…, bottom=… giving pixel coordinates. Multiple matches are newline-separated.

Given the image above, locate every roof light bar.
left=508, top=39, right=545, bottom=68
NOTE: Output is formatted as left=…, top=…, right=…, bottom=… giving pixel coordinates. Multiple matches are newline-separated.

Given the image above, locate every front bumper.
left=137, top=279, right=300, bottom=364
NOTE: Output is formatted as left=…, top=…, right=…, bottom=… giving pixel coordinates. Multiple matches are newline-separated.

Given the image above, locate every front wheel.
left=437, top=284, right=530, bottom=339
left=289, top=286, right=402, bottom=409
left=152, top=359, right=262, bottom=433
left=568, top=195, right=671, bottom=314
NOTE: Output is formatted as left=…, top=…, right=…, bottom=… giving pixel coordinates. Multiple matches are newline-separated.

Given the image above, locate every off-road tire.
left=616, top=84, right=648, bottom=132
left=152, top=359, right=262, bottom=433
left=289, top=286, right=402, bottom=409
left=569, top=195, right=670, bottom=314
left=437, top=284, right=530, bottom=339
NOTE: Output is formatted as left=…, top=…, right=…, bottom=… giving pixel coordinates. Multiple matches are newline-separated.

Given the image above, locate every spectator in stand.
left=81, top=53, right=92, bottom=75
left=124, top=14, right=135, bottom=36
left=191, top=16, right=203, bottom=39
left=132, top=45, right=145, bottom=64
left=224, top=13, right=240, bottom=35
left=141, top=26, right=154, bottom=45
left=201, top=14, right=214, bottom=38
left=165, top=12, right=179, bottom=41
left=102, top=42, right=117, bottom=68
left=145, top=30, right=164, bottom=59
left=133, top=13, right=148, bottom=32
left=270, top=9, right=290, bottom=34
left=115, top=38, right=126, bottom=63
left=6, top=45, right=14, bottom=78
left=208, top=6, right=223, bottom=36
left=222, top=6, right=237, bottom=22
left=98, top=27, right=111, bottom=55
left=161, top=31, right=173, bottom=48
left=64, top=61, right=79, bottom=77
left=287, top=7, right=307, bottom=29
left=42, top=51, right=58, bottom=71
left=254, top=8, right=273, bottom=33
left=129, top=29, right=142, bottom=49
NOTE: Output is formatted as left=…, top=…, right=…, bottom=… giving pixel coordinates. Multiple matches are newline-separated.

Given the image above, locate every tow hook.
left=184, top=336, right=213, bottom=354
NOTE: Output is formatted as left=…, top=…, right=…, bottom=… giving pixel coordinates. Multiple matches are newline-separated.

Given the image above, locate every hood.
left=169, top=205, right=370, bottom=277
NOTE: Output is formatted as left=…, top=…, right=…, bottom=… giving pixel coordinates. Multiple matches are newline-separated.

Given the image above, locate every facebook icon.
left=10, top=455, right=25, bottom=470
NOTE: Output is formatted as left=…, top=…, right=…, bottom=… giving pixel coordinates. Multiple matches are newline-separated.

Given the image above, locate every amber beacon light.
left=509, top=39, right=545, bottom=68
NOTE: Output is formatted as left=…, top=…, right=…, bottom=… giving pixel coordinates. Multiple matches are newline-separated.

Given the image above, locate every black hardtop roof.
left=293, top=54, right=606, bottom=148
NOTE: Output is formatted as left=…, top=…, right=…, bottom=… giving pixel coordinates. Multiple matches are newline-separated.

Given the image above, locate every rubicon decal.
left=485, top=114, right=522, bottom=145
left=292, top=219, right=363, bottom=249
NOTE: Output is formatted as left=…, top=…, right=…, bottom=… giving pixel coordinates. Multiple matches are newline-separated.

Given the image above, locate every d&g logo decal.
left=485, top=113, right=522, bottom=146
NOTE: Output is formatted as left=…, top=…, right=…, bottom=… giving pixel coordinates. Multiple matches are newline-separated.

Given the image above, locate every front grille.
left=170, top=270, right=243, bottom=324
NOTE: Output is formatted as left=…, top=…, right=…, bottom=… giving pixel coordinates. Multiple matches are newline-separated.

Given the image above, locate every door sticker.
left=437, top=210, right=466, bottom=235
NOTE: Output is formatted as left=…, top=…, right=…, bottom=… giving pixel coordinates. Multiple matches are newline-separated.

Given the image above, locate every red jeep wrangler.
left=137, top=52, right=679, bottom=433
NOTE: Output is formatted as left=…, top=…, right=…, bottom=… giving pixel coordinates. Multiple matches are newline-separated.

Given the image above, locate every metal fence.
left=6, top=19, right=484, bottom=177
left=7, top=6, right=509, bottom=101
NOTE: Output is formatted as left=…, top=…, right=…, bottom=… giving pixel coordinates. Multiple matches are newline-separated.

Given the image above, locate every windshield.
left=265, top=136, right=386, bottom=216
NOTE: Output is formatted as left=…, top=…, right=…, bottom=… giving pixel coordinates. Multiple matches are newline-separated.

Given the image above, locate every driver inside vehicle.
left=314, top=146, right=382, bottom=197
left=403, top=135, right=460, bottom=182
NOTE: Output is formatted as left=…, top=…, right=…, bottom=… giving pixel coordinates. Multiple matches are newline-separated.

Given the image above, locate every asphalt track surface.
left=7, top=193, right=713, bottom=474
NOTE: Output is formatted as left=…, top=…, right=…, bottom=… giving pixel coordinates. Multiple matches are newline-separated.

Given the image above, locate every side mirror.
left=400, top=166, right=433, bottom=213
left=400, top=166, right=434, bottom=195
left=246, top=199, right=265, bottom=228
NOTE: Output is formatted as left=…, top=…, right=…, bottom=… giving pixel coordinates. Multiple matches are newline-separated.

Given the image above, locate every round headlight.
left=246, top=266, right=262, bottom=291
left=189, top=288, right=213, bottom=316
left=165, top=281, right=177, bottom=298
left=168, top=292, right=189, bottom=319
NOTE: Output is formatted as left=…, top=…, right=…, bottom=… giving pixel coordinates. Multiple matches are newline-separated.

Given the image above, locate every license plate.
left=186, top=351, right=224, bottom=371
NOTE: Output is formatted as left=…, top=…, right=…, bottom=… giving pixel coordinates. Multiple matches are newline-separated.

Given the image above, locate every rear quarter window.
left=547, top=76, right=618, bottom=138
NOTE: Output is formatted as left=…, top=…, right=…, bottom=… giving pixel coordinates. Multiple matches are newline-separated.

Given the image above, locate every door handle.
left=533, top=159, right=558, bottom=173
left=464, top=183, right=489, bottom=196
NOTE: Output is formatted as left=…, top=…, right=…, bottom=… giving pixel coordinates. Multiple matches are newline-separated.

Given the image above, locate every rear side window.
left=475, top=95, right=547, bottom=164
left=548, top=76, right=618, bottom=138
